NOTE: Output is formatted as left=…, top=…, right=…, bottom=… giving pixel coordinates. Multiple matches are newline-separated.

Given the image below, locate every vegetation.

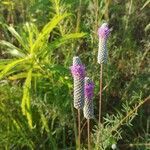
left=0, top=0, right=149, bottom=149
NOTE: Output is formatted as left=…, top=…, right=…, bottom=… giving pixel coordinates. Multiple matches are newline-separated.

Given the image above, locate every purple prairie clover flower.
left=71, top=56, right=85, bottom=109
left=84, top=81, right=94, bottom=100
left=97, top=23, right=110, bottom=64
left=98, top=23, right=110, bottom=39
left=83, top=77, right=94, bottom=119
left=70, top=64, right=85, bottom=79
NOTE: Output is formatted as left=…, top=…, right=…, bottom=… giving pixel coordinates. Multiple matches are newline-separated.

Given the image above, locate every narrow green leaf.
left=7, top=26, right=29, bottom=51
left=21, top=69, right=33, bottom=129
left=8, top=72, right=45, bottom=80
left=141, top=0, right=150, bottom=10
left=0, top=40, right=23, bottom=52
left=0, top=40, right=25, bottom=57
left=40, top=111, right=57, bottom=149
left=49, top=32, right=86, bottom=49
left=41, top=32, right=86, bottom=56
left=40, top=110, right=50, bottom=133
left=0, top=58, right=26, bottom=79
left=24, top=23, right=39, bottom=51
left=31, top=13, right=70, bottom=53
left=0, top=59, right=13, bottom=71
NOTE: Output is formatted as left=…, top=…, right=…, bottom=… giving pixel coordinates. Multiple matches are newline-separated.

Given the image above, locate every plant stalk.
left=78, top=109, right=81, bottom=149
left=76, top=0, right=82, bottom=32
left=99, top=64, right=103, bottom=124
left=87, top=119, right=90, bottom=150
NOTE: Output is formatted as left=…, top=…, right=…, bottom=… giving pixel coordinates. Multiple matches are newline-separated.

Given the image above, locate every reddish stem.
left=99, top=64, right=103, bottom=124
left=87, top=119, right=90, bottom=150
left=78, top=109, right=81, bottom=149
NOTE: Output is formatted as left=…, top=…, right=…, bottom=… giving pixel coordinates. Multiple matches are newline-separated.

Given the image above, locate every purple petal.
left=70, top=64, right=85, bottom=78
left=84, top=82, right=94, bottom=100
left=98, top=23, right=110, bottom=39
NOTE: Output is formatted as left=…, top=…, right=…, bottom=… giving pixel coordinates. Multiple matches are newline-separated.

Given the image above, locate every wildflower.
left=83, top=77, right=94, bottom=119
left=70, top=56, right=85, bottom=109
left=97, top=23, right=110, bottom=64
left=70, top=64, right=85, bottom=79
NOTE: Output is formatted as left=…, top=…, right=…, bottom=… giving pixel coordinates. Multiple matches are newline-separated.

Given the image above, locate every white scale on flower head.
left=73, top=56, right=82, bottom=65
left=101, top=23, right=108, bottom=27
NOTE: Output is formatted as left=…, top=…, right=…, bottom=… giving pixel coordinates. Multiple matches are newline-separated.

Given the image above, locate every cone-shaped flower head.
left=97, top=23, right=110, bottom=64
left=70, top=56, right=85, bottom=109
left=83, top=77, right=94, bottom=119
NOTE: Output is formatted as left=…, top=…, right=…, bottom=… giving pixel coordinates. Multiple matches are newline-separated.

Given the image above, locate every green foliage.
left=0, top=12, right=85, bottom=131
left=21, top=69, right=33, bottom=128
left=93, top=96, right=150, bottom=150
left=0, top=0, right=149, bottom=149
left=0, top=58, right=26, bottom=79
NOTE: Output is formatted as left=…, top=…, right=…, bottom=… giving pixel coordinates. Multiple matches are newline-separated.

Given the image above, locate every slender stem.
left=94, top=0, right=99, bottom=36
left=87, top=119, right=90, bottom=150
left=78, top=109, right=81, bottom=149
left=99, top=64, right=103, bottom=124
left=76, top=0, right=82, bottom=32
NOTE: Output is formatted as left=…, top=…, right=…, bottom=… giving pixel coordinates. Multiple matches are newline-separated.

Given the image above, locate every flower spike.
left=71, top=56, right=85, bottom=109
left=97, top=23, right=110, bottom=64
